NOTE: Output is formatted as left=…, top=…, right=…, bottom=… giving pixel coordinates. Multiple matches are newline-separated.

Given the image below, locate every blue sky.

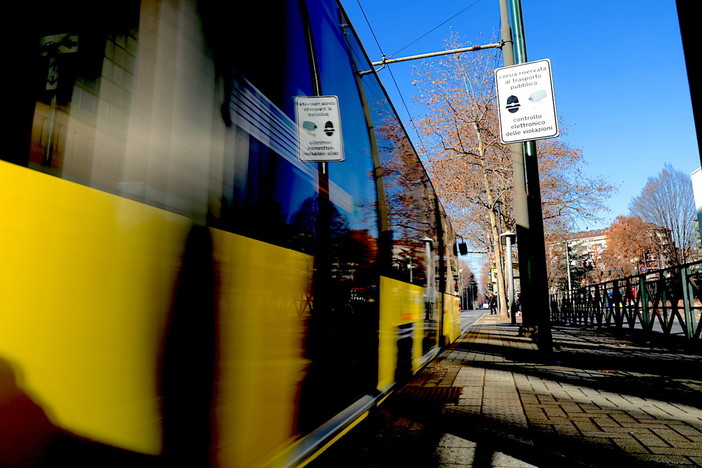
left=341, top=0, right=700, bottom=233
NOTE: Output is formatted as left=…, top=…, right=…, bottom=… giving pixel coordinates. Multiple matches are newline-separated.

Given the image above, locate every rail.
left=550, top=260, right=702, bottom=342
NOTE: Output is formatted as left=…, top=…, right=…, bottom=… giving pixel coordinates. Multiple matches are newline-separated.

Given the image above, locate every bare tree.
left=412, top=33, right=614, bottom=313
left=600, top=216, right=665, bottom=279
left=458, top=259, right=478, bottom=309
left=629, top=163, right=698, bottom=266
left=412, top=34, right=512, bottom=316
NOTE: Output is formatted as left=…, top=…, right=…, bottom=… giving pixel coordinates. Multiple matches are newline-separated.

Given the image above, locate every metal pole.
left=499, top=0, right=515, bottom=67
left=371, top=43, right=503, bottom=67
left=500, top=0, right=530, bottom=327
left=499, top=0, right=529, bottom=274
left=44, top=93, right=58, bottom=166
left=500, top=0, right=553, bottom=353
left=565, top=242, right=572, bottom=292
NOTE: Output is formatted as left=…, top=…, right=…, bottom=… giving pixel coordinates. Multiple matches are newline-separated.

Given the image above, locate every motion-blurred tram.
left=1, top=0, right=462, bottom=466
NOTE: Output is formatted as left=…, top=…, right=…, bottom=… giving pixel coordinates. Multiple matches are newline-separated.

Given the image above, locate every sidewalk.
left=312, top=314, right=702, bottom=467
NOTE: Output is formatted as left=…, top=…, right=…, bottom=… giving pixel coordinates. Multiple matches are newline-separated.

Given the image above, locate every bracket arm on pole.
left=359, top=41, right=504, bottom=75
left=372, top=41, right=504, bottom=67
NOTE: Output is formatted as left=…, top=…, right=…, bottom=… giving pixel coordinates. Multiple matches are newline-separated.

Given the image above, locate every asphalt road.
left=460, top=309, right=486, bottom=333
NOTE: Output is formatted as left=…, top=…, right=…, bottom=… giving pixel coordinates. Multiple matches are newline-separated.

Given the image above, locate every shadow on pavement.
left=311, top=388, right=671, bottom=468
left=452, top=325, right=702, bottom=410
left=311, top=322, right=701, bottom=467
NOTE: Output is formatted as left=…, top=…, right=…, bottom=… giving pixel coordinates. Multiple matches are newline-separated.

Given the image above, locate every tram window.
left=209, top=1, right=323, bottom=251
left=334, top=13, right=441, bottom=286
left=364, top=87, right=439, bottom=285
left=293, top=1, right=385, bottom=434
left=346, top=28, right=440, bottom=287
left=11, top=0, right=322, bottom=229
left=8, top=0, right=227, bottom=220
left=200, top=0, right=310, bottom=120
left=21, top=1, right=140, bottom=186
left=306, top=3, right=378, bottom=238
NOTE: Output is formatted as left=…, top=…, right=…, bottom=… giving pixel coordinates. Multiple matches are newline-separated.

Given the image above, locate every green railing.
left=550, top=260, right=702, bottom=342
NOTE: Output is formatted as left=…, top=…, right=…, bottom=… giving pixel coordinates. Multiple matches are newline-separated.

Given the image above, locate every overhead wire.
left=354, top=0, right=384, bottom=54
left=388, top=63, right=429, bottom=157
left=389, top=0, right=486, bottom=59
left=353, top=0, right=490, bottom=158
left=353, top=0, right=499, bottom=288
left=354, top=0, right=429, bottom=156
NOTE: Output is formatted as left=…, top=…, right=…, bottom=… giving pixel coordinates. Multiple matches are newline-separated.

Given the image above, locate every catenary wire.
left=354, top=0, right=384, bottom=54
left=389, top=0, right=486, bottom=59
left=354, top=0, right=502, bottom=288
left=354, top=0, right=451, bottom=156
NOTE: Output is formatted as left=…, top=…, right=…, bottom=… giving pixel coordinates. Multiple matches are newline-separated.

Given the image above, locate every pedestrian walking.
left=489, top=295, right=497, bottom=315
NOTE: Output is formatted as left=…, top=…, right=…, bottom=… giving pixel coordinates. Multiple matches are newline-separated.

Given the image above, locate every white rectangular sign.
left=495, top=59, right=559, bottom=144
left=295, top=95, right=344, bottom=162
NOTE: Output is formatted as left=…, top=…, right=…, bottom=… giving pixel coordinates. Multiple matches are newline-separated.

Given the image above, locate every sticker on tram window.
left=295, top=96, right=345, bottom=163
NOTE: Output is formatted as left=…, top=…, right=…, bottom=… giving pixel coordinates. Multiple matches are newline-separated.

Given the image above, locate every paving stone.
left=612, top=437, right=653, bottom=454
left=632, top=432, right=674, bottom=447
left=310, top=315, right=702, bottom=467
left=653, top=427, right=698, bottom=444
left=668, top=424, right=702, bottom=438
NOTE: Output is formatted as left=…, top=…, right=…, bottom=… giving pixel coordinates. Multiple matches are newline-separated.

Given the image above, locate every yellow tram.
left=0, top=1, right=461, bottom=466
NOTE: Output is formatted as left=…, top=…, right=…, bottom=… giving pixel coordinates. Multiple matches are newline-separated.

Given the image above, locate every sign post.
left=495, top=59, right=558, bottom=144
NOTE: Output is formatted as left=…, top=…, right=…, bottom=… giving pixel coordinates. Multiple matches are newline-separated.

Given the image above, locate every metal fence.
left=550, top=260, right=702, bottom=342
